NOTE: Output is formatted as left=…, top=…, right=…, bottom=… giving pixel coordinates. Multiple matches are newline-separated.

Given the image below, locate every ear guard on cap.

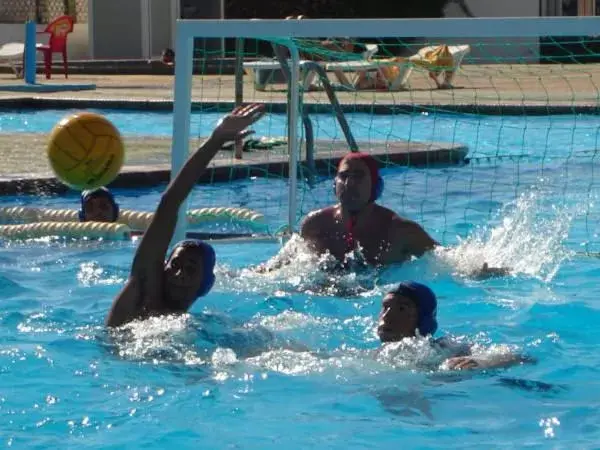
left=196, top=241, right=216, bottom=298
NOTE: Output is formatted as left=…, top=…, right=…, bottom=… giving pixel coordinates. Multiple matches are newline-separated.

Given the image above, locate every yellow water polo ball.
left=47, top=112, right=125, bottom=190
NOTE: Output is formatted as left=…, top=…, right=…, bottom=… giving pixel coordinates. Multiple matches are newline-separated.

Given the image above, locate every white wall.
left=438, top=0, right=541, bottom=63
left=0, top=23, right=90, bottom=60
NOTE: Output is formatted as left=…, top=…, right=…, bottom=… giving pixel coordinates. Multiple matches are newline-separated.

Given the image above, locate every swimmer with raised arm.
left=377, top=281, right=532, bottom=371
left=106, top=104, right=266, bottom=327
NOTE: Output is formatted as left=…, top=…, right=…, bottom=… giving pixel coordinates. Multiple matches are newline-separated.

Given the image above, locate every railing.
left=270, top=43, right=359, bottom=178
left=231, top=37, right=359, bottom=190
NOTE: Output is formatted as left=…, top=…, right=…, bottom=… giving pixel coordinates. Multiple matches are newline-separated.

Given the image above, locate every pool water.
left=1, top=110, right=600, bottom=447
left=1, top=108, right=600, bottom=160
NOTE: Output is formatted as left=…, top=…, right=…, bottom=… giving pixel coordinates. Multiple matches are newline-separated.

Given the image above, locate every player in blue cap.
left=377, top=281, right=532, bottom=370
left=105, top=103, right=266, bottom=327
left=79, top=187, right=120, bottom=223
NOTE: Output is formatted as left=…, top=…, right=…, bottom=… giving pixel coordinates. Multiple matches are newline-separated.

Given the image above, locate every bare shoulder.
left=374, top=204, right=439, bottom=253
left=301, top=206, right=336, bottom=234
left=371, top=205, right=411, bottom=227
left=373, top=206, right=421, bottom=229
left=391, top=214, right=423, bottom=230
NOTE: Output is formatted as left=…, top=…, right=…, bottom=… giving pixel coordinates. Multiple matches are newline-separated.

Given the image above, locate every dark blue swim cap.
left=389, top=281, right=438, bottom=336
left=169, top=239, right=216, bottom=298
left=79, top=187, right=120, bottom=222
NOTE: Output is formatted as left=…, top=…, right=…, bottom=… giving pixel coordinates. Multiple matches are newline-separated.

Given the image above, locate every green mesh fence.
left=189, top=34, right=600, bottom=252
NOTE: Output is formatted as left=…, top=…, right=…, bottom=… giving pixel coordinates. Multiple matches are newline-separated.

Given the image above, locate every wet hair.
left=167, top=239, right=216, bottom=298
left=79, top=187, right=120, bottom=222
left=388, top=281, right=438, bottom=336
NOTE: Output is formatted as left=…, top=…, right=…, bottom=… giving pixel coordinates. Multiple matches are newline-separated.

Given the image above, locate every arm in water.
left=445, top=352, right=535, bottom=371
left=106, top=104, right=266, bottom=327
left=387, top=217, right=510, bottom=278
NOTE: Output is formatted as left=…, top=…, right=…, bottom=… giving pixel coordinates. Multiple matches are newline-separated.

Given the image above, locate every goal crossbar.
left=175, top=17, right=600, bottom=39
left=170, top=16, right=600, bottom=244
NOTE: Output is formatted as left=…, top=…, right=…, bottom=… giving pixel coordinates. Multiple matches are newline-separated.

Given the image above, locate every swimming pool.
left=1, top=108, right=600, bottom=161
left=1, top=108, right=600, bottom=447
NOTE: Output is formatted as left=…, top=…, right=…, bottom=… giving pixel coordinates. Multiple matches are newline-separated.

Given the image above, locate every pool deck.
left=0, top=62, right=598, bottom=194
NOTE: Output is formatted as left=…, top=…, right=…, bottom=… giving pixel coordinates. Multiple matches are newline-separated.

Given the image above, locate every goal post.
left=170, top=16, right=600, bottom=251
left=171, top=23, right=195, bottom=244
left=170, top=20, right=305, bottom=244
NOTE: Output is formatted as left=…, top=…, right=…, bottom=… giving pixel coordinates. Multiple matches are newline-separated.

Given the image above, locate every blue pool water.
left=1, top=109, right=600, bottom=447
left=1, top=108, right=600, bottom=160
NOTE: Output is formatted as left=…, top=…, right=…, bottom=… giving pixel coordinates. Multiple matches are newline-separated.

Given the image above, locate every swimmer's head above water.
left=334, top=152, right=384, bottom=213
left=377, top=281, right=438, bottom=342
left=79, top=187, right=120, bottom=222
left=163, top=239, right=216, bottom=311
left=161, top=48, right=175, bottom=66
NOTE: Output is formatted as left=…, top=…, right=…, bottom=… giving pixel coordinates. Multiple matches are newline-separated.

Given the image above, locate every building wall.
left=89, top=0, right=174, bottom=60
left=150, top=0, right=173, bottom=57
left=444, top=0, right=540, bottom=17
left=89, top=0, right=142, bottom=59
left=439, top=0, right=541, bottom=63
left=180, top=0, right=225, bottom=56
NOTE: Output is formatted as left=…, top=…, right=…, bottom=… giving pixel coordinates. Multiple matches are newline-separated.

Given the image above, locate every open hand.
left=212, top=103, right=266, bottom=144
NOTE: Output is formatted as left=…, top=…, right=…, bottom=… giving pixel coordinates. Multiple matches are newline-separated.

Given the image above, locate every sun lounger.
left=409, top=44, right=471, bottom=88
left=324, top=58, right=413, bottom=91
left=0, top=43, right=27, bottom=77
left=0, top=42, right=43, bottom=78
left=324, top=44, right=470, bottom=91
left=243, top=44, right=379, bottom=91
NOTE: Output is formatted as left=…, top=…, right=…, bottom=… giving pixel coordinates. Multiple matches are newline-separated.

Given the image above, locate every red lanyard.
left=344, top=216, right=357, bottom=251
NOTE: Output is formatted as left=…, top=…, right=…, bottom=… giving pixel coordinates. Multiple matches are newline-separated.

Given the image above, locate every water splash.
left=108, top=314, right=207, bottom=365
left=375, top=337, right=449, bottom=370
left=77, top=261, right=125, bottom=287
left=216, top=234, right=380, bottom=297
left=437, top=191, right=574, bottom=282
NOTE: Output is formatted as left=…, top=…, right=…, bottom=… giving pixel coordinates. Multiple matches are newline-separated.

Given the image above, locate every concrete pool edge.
left=1, top=97, right=599, bottom=116
left=0, top=144, right=468, bottom=195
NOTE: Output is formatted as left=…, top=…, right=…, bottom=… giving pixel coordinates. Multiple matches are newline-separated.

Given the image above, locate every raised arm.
left=131, top=104, right=266, bottom=276
left=106, top=104, right=265, bottom=326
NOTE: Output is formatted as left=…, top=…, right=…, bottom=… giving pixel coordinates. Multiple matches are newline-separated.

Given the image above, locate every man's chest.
left=314, top=223, right=393, bottom=261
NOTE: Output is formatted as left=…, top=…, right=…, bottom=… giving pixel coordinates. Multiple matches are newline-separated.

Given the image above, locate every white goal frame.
left=170, top=16, right=600, bottom=243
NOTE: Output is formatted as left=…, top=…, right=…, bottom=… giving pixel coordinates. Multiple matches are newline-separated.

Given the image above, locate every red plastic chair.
left=36, top=15, right=74, bottom=79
